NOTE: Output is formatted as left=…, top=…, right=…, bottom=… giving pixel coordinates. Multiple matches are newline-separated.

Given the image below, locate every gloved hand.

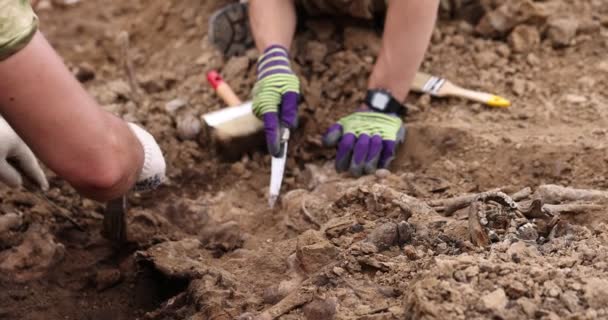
left=323, top=111, right=406, bottom=176
left=127, top=123, right=166, bottom=191
left=252, top=45, right=300, bottom=156
left=0, top=117, right=49, bottom=190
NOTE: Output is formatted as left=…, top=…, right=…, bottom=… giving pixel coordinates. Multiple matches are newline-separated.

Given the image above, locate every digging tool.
left=103, top=196, right=128, bottom=242
left=411, top=72, right=511, bottom=108
left=204, top=71, right=289, bottom=208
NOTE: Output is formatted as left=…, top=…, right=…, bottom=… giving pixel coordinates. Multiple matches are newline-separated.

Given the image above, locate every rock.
left=374, top=169, right=391, bottom=179
left=0, top=213, right=22, bottom=233
left=367, top=222, right=398, bottom=251
left=176, top=114, right=202, bottom=141
left=482, top=288, right=508, bottom=312
left=222, top=56, right=250, bottom=81
left=296, top=230, right=339, bottom=274
left=95, top=269, right=122, bottom=291
left=475, top=0, right=547, bottom=37
left=397, top=221, right=414, bottom=245
left=303, top=298, right=337, bottom=320
left=165, top=98, right=187, bottom=113
left=507, top=241, right=539, bottom=263
left=547, top=18, right=579, bottom=48
left=508, top=25, right=540, bottom=53
left=584, top=277, right=608, bottom=309
left=517, top=297, right=537, bottom=318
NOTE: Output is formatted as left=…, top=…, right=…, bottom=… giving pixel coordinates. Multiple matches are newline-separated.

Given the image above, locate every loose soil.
left=1, top=0, right=608, bottom=319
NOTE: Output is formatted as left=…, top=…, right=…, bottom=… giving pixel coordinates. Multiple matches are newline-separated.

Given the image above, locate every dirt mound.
left=1, top=0, right=608, bottom=319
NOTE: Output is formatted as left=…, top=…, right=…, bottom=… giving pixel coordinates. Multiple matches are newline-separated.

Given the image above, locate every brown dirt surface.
left=2, top=0, right=608, bottom=319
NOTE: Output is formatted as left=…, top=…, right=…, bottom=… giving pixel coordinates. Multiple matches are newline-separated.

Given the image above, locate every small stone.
left=367, top=222, right=398, bottom=251
left=378, top=286, right=401, bottom=298
left=165, top=98, right=187, bottom=113
left=482, top=288, right=508, bottom=312
left=507, top=241, right=539, bottom=263
left=397, top=221, right=414, bottom=245
left=231, top=162, right=246, bottom=176
left=95, top=269, right=122, bottom=291
left=403, top=245, right=419, bottom=260
left=517, top=297, right=537, bottom=317
left=508, top=25, right=540, bottom=53
left=296, top=230, right=339, bottom=274
left=375, top=169, right=391, bottom=179
left=332, top=266, right=345, bottom=276
left=547, top=18, right=579, bottom=48
left=176, top=114, right=202, bottom=141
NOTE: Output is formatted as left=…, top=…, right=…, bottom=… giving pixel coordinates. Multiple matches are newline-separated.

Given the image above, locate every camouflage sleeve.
left=0, top=0, right=38, bottom=61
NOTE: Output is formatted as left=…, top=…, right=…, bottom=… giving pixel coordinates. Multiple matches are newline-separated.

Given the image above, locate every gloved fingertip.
left=322, top=123, right=343, bottom=147
left=262, top=113, right=281, bottom=156
left=280, top=92, right=300, bottom=128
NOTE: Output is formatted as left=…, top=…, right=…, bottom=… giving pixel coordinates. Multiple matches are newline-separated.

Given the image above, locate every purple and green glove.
left=252, top=45, right=300, bottom=157
left=323, top=111, right=406, bottom=176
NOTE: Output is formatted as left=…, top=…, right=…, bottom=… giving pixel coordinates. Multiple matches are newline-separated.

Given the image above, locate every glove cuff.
left=127, top=123, right=166, bottom=191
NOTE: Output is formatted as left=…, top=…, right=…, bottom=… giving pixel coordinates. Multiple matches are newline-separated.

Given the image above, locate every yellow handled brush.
left=411, top=72, right=511, bottom=108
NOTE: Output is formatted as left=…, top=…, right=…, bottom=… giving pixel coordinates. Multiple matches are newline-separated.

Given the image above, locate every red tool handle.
left=206, top=70, right=242, bottom=107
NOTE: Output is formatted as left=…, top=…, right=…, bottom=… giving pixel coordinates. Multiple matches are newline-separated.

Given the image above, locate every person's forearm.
left=368, top=0, right=439, bottom=102
left=249, top=0, right=297, bottom=51
left=0, top=32, right=143, bottom=201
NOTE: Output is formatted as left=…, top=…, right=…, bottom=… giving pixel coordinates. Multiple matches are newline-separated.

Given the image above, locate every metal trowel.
left=204, top=71, right=288, bottom=207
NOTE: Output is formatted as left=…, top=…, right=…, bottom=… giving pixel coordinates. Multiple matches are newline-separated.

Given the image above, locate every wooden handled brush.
left=411, top=72, right=511, bottom=108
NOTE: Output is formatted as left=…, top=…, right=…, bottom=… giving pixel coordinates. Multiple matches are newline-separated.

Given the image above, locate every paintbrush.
left=411, top=72, right=511, bottom=108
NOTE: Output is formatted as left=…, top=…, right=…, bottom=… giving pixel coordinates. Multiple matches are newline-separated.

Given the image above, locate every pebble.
left=176, top=114, right=202, bottom=141
left=482, top=288, right=508, bottom=312
left=547, top=17, right=579, bottom=48
left=375, top=169, right=391, bottom=179
left=508, top=25, right=540, bottom=53
left=165, top=98, right=187, bottom=113
left=303, top=298, right=337, bottom=320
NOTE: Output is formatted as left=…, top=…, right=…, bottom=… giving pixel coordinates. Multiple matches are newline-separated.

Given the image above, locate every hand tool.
left=205, top=71, right=289, bottom=208
left=411, top=72, right=511, bottom=108
left=103, top=196, right=128, bottom=242
left=269, top=127, right=289, bottom=208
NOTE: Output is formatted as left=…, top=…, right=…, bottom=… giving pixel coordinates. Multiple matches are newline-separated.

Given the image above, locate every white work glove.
left=0, top=117, right=49, bottom=190
left=127, top=123, right=166, bottom=191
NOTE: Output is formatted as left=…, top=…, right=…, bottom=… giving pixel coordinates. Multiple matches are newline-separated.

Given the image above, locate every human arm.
left=0, top=32, right=164, bottom=201
left=248, top=0, right=300, bottom=156
left=323, top=0, right=439, bottom=176
left=368, top=0, right=439, bottom=102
